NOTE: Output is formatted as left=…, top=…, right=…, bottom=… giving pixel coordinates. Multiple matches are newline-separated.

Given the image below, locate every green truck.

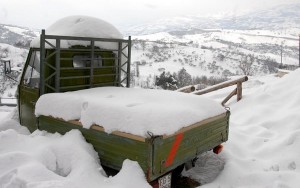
left=17, top=30, right=230, bottom=187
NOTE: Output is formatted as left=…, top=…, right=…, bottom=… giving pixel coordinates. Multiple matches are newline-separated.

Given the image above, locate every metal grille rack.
left=39, top=29, right=131, bottom=95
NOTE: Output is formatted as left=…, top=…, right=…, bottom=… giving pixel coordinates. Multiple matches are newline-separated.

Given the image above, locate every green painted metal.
left=18, top=85, right=39, bottom=132
left=18, top=48, right=40, bottom=132
left=43, top=48, right=117, bottom=93
left=151, top=113, right=229, bottom=180
left=38, top=112, right=230, bottom=182
left=39, top=31, right=131, bottom=95
left=38, top=116, right=152, bottom=178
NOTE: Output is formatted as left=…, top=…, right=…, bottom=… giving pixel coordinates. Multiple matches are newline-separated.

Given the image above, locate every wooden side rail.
left=177, top=76, right=248, bottom=106
left=192, top=76, right=248, bottom=106
left=176, top=85, right=196, bottom=93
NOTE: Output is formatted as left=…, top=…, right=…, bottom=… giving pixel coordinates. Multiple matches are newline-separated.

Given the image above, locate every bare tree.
left=239, top=54, right=255, bottom=76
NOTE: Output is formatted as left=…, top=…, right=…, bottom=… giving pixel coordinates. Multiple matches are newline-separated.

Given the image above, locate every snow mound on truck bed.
left=30, top=15, right=123, bottom=49
left=35, top=87, right=226, bottom=137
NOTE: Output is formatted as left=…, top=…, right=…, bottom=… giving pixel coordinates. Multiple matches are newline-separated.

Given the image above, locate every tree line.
left=155, top=68, right=228, bottom=90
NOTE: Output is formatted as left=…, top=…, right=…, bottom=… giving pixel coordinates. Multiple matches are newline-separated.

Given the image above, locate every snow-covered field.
left=0, top=69, right=299, bottom=187
left=130, top=28, right=299, bottom=88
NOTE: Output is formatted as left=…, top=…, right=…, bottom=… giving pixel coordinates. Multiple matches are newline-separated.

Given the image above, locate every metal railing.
left=40, top=30, right=131, bottom=95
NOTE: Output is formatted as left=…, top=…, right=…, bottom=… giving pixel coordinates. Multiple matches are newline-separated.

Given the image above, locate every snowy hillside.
left=1, top=3, right=299, bottom=91
left=0, top=23, right=38, bottom=48
left=124, top=3, right=300, bottom=88
left=131, top=28, right=299, bottom=88
left=0, top=69, right=299, bottom=187
left=0, top=26, right=298, bottom=92
left=221, top=3, right=300, bottom=30
left=0, top=4, right=299, bottom=95
left=0, top=23, right=36, bottom=97
left=0, top=43, right=28, bottom=97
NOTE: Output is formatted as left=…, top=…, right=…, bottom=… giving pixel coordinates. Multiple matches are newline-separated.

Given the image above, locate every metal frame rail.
left=39, top=30, right=131, bottom=95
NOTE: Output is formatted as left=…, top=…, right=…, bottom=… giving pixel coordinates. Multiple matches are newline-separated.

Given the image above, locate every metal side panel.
left=38, top=116, right=152, bottom=177
left=19, top=86, right=39, bottom=132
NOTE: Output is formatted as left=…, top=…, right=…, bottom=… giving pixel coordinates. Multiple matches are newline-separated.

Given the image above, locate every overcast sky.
left=0, top=0, right=298, bottom=30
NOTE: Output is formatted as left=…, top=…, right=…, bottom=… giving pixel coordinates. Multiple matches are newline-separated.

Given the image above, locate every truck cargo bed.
left=38, top=111, right=229, bottom=181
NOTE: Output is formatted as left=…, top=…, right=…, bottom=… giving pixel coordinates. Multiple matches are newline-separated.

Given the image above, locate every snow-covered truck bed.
left=35, top=87, right=230, bottom=182
left=17, top=16, right=230, bottom=185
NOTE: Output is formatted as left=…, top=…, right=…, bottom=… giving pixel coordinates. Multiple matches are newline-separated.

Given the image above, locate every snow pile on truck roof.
left=30, top=15, right=123, bottom=49
left=35, top=87, right=226, bottom=137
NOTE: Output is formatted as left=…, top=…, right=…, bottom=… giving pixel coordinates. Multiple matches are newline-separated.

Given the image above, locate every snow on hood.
left=30, top=15, right=123, bottom=49
left=35, top=87, right=226, bottom=137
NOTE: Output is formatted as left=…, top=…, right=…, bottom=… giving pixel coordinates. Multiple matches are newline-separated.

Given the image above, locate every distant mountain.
left=124, top=3, right=300, bottom=36
left=123, top=16, right=220, bottom=36
left=220, top=3, right=300, bottom=30
left=0, top=24, right=39, bottom=48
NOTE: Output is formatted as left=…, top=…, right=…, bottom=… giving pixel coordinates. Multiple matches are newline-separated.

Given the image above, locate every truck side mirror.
left=1, top=58, right=12, bottom=74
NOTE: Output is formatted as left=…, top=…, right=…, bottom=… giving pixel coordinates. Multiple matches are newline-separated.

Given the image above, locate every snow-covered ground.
left=130, top=27, right=299, bottom=88
left=0, top=107, right=151, bottom=188
left=183, top=69, right=300, bottom=188
left=0, top=69, right=299, bottom=187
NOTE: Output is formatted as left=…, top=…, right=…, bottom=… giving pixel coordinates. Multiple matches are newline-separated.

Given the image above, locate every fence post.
left=237, top=81, right=242, bottom=101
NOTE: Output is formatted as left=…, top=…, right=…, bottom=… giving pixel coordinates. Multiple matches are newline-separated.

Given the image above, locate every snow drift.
left=0, top=107, right=151, bottom=188
left=184, top=69, right=300, bottom=188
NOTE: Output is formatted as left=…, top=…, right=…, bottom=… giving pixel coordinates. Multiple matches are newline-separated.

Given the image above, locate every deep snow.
left=0, top=107, right=151, bottom=188
left=0, top=69, right=300, bottom=187
left=183, top=69, right=300, bottom=188
left=35, top=87, right=225, bottom=137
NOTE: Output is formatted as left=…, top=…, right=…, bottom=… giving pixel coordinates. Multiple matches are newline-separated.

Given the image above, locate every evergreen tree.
left=155, top=71, right=177, bottom=90
left=175, top=68, right=192, bottom=88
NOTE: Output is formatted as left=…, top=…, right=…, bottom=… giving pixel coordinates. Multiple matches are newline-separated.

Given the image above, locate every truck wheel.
left=102, top=165, right=118, bottom=177
left=172, top=164, right=200, bottom=188
left=172, top=164, right=184, bottom=181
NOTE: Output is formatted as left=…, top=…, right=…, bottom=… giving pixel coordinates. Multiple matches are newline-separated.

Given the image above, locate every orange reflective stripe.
left=165, top=133, right=184, bottom=167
